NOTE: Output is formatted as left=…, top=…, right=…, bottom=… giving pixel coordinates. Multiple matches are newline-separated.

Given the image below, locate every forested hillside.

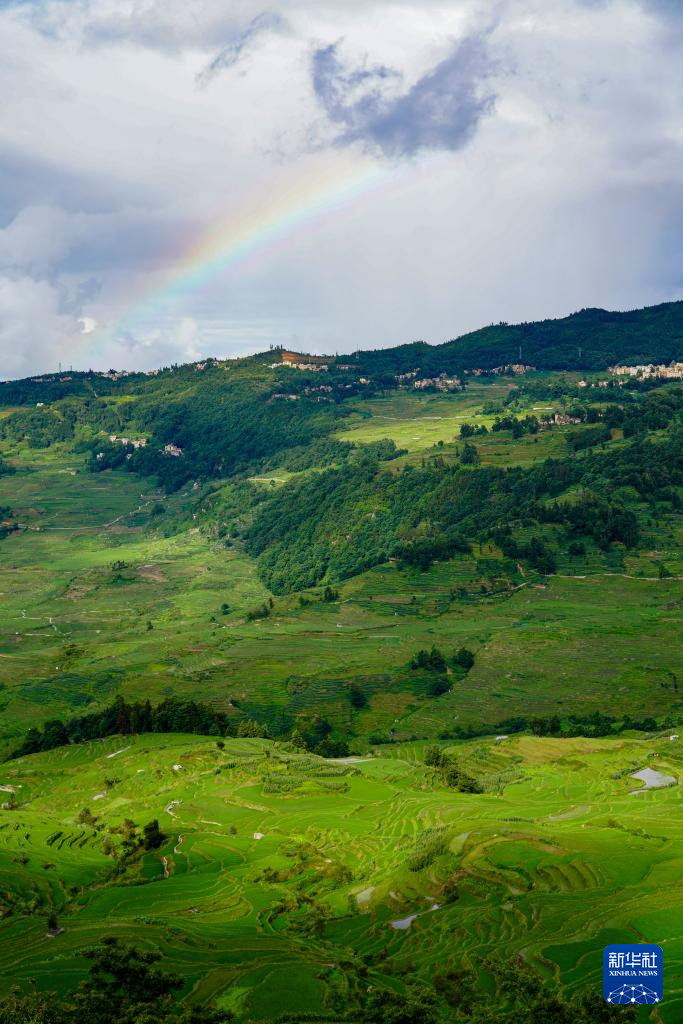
left=354, top=300, right=683, bottom=376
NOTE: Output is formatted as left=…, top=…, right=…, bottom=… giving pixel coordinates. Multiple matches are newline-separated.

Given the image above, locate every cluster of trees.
left=0, top=371, right=126, bottom=406
left=268, top=436, right=403, bottom=473
left=423, top=745, right=482, bottom=792
left=0, top=939, right=232, bottom=1024
left=9, top=696, right=354, bottom=761
left=491, top=414, right=539, bottom=437
left=584, top=432, right=683, bottom=503
left=493, top=530, right=558, bottom=574
left=246, top=601, right=273, bottom=621
left=76, top=813, right=167, bottom=859
left=409, top=647, right=447, bottom=672
left=290, top=715, right=349, bottom=757
left=0, top=405, right=77, bottom=448
left=0, top=392, right=134, bottom=450
left=538, top=494, right=639, bottom=549
left=91, top=372, right=345, bottom=490
left=459, top=442, right=479, bottom=465
left=409, top=647, right=474, bottom=673
left=528, top=711, right=670, bottom=737
left=620, top=386, right=683, bottom=436
left=568, top=424, right=611, bottom=451
left=435, top=710, right=676, bottom=742
left=363, top=958, right=636, bottom=1023
left=0, top=362, right=349, bottom=490
left=11, top=696, right=246, bottom=758
left=459, top=422, right=489, bottom=438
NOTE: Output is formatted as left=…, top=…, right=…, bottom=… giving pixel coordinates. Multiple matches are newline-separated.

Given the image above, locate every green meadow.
left=333, top=379, right=572, bottom=468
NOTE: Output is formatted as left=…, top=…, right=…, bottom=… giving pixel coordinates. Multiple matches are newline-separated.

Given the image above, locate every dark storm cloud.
left=311, top=34, right=495, bottom=157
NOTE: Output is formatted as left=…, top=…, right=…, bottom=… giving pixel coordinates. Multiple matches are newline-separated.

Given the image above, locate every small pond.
left=630, top=767, right=676, bottom=794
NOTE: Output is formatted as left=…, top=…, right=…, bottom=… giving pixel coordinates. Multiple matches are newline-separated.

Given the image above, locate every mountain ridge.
left=2, top=298, right=682, bottom=388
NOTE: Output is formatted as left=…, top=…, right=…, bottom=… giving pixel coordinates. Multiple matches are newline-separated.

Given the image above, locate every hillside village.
left=609, top=361, right=683, bottom=381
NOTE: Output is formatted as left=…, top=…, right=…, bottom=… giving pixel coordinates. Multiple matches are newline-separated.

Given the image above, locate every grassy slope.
left=1, top=380, right=682, bottom=747
left=0, top=732, right=680, bottom=1020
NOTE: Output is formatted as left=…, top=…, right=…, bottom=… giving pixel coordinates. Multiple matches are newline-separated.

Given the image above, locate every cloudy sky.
left=0, top=0, right=682, bottom=378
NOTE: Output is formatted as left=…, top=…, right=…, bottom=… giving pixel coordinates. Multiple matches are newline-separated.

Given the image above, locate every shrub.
left=453, top=647, right=475, bottom=671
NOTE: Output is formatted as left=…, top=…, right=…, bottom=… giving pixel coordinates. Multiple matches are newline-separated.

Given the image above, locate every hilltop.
left=354, top=299, right=683, bottom=376
left=3, top=300, right=683, bottom=398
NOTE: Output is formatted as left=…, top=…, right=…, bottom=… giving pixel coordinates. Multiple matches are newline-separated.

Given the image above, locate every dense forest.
left=353, top=300, right=683, bottom=376
left=245, top=423, right=683, bottom=592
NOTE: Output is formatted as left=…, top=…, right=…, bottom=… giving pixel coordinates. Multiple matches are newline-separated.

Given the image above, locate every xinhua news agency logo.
left=603, top=944, right=663, bottom=1005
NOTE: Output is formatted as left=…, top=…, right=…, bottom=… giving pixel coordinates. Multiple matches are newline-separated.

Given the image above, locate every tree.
left=102, top=838, right=116, bottom=857
left=348, top=685, right=367, bottom=709
left=142, top=819, right=165, bottom=850
left=0, top=991, right=66, bottom=1024
left=454, top=647, right=475, bottom=671
left=314, top=736, right=349, bottom=757
left=442, top=760, right=481, bottom=793
left=288, top=728, right=307, bottom=750
left=236, top=719, right=269, bottom=738
left=364, top=985, right=440, bottom=1024
left=427, top=676, right=449, bottom=697
left=460, top=442, right=479, bottom=465
left=423, top=744, right=444, bottom=768
left=410, top=647, right=446, bottom=672
left=67, top=938, right=234, bottom=1024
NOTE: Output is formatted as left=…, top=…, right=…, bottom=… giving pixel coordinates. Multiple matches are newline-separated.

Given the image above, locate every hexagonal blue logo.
left=603, top=944, right=663, bottom=1005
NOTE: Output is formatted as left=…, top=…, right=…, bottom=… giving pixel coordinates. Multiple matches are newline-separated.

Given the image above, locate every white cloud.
left=0, top=274, right=83, bottom=377
left=78, top=316, right=98, bottom=334
left=0, top=0, right=681, bottom=377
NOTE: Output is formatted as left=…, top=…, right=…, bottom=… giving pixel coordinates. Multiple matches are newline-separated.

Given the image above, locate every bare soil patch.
left=138, top=564, right=167, bottom=582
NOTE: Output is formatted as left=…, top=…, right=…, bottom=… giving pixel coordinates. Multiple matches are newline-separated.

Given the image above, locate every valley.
left=1, top=305, right=683, bottom=1019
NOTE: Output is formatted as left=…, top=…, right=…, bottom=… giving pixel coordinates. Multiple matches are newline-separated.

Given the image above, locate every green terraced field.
left=0, top=732, right=680, bottom=1020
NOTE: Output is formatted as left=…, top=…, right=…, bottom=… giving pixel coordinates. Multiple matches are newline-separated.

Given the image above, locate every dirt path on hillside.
left=20, top=492, right=165, bottom=533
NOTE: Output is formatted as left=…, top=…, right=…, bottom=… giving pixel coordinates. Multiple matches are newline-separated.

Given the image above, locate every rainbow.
left=86, top=153, right=395, bottom=360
